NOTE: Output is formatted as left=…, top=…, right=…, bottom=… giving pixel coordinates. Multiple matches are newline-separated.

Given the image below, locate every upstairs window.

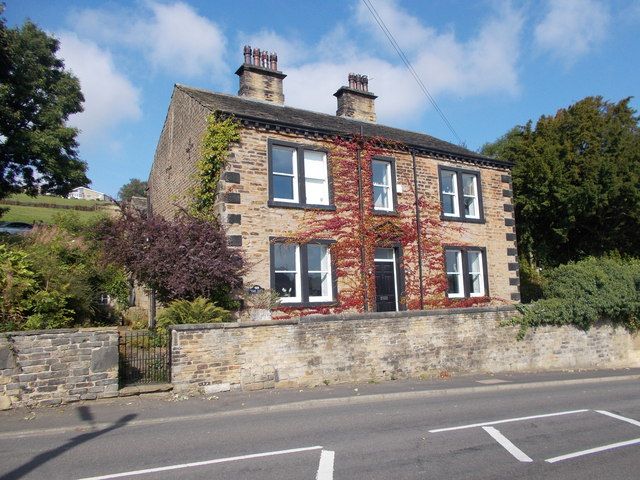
left=439, top=166, right=483, bottom=222
left=269, top=141, right=331, bottom=208
left=372, top=158, right=397, bottom=213
left=445, top=247, right=488, bottom=298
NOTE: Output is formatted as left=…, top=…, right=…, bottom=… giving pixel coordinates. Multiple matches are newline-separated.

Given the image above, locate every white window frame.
left=445, top=249, right=465, bottom=299
left=307, top=244, right=332, bottom=302
left=274, top=243, right=302, bottom=303
left=441, top=170, right=459, bottom=217
left=303, top=150, right=329, bottom=206
left=272, top=146, right=299, bottom=203
left=461, top=173, right=480, bottom=220
left=372, top=159, right=394, bottom=212
left=467, top=250, right=485, bottom=297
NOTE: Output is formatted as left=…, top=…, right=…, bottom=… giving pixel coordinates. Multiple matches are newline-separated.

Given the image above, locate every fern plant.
left=156, top=297, right=230, bottom=333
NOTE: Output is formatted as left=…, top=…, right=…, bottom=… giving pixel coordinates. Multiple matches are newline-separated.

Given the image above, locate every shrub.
left=101, top=209, right=244, bottom=306
left=156, top=297, right=230, bottom=334
left=513, top=256, right=640, bottom=338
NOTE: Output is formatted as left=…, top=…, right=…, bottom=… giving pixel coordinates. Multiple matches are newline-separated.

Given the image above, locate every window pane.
left=443, top=194, right=456, bottom=215
left=304, top=151, right=326, bottom=179
left=373, top=186, right=389, bottom=209
left=274, top=243, right=296, bottom=271
left=445, top=250, right=460, bottom=273
left=272, top=146, right=295, bottom=174
left=308, top=272, right=329, bottom=298
left=305, top=178, right=328, bottom=205
left=447, top=273, right=461, bottom=295
left=273, top=175, right=294, bottom=200
left=464, top=196, right=477, bottom=217
left=307, top=244, right=327, bottom=271
left=462, top=174, right=477, bottom=196
left=372, top=160, right=389, bottom=186
left=274, top=272, right=297, bottom=298
left=375, top=248, right=394, bottom=260
left=467, top=251, right=481, bottom=273
left=441, top=171, right=456, bottom=194
left=469, top=273, right=482, bottom=294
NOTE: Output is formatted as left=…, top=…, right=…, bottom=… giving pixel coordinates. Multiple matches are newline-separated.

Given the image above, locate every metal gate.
left=118, top=330, right=170, bottom=387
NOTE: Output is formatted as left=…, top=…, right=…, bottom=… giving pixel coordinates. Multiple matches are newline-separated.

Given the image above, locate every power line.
left=361, top=0, right=464, bottom=145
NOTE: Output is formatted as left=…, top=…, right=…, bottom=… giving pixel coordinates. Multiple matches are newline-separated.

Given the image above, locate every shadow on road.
left=2, top=406, right=137, bottom=480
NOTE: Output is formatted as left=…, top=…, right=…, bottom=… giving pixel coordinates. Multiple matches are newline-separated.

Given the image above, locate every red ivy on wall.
left=273, top=135, right=490, bottom=319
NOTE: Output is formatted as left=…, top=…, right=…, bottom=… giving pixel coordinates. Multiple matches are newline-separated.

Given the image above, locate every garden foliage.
left=156, top=297, right=230, bottom=334
left=101, top=209, right=243, bottom=306
left=0, top=213, right=130, bottom=331
left=513, top=257, right=640, bottom=338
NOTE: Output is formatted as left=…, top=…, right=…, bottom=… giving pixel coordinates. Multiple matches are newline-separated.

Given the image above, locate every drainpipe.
left=411, top=150, right=425, bottom=310
left=356, top=140, right=368, bottom=312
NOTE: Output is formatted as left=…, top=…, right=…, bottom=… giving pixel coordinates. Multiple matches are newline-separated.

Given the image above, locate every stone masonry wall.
left=0, top=328, right=119, bottom=410
left=171, top=307, right=640, bottom=393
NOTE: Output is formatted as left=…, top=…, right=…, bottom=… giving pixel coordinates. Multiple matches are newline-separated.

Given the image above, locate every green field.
left=1, top=194, right=115, bottom=224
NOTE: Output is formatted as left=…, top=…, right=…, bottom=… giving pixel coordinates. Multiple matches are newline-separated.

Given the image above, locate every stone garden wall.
left=171, top=306, right=640, bottom=393
left=0, top=328, right=119, bottom=410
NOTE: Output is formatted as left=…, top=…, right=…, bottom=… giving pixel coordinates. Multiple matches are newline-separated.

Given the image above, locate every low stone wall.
left=171, top=306, right=640, bottom=393
left=0, top=328, right=119, bottom=409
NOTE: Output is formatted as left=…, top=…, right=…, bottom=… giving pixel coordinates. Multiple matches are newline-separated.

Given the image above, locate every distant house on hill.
left=68, top=187, right=107, bottom=201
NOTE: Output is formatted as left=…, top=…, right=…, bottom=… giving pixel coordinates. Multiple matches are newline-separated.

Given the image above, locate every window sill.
left=268, top=200, right=336, bottom=211
left=440, top=214, right=485, bottom=224
left=372, top=209, right=399, bottom=217
left=276, top=300, right=338, bottom=308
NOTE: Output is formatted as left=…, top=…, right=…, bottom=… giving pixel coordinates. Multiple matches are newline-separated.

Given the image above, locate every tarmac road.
left=1, top=369, right=640, bottom=479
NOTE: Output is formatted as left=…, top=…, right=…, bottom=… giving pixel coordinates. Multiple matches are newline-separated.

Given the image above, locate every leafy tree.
left=481, top=96, right=640, bottom=267
left=101, top=209, right=244, bottom=306
left=0, top=7, right=88, bottom=201
left=118, top=178, right=148, bottom=201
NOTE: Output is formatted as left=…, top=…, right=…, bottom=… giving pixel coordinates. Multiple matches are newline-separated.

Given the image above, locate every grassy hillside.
left=1, top=194, right=115, bottom=224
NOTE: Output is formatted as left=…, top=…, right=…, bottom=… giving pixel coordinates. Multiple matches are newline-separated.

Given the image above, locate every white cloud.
left=534, top=0, right=610, bottom=64
left=71, top=1, right=226, bottom=79
left=266, top=1, right=523, bottom=125
left=57, top=32, right=141, bottom=140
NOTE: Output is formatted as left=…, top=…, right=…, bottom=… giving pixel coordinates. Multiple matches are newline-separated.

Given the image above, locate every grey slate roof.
left=177, top=84, right=510, bottom=167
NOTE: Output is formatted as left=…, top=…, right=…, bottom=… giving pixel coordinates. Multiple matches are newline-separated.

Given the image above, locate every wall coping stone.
left=171, top=319, right=299, bottom=331
left=170, top=305, right=518, bottom=331
left=2, top=327, right=118, bottom=338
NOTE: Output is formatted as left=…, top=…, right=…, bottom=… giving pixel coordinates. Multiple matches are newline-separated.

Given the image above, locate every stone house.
left=148, top=46, right=520, bottom=317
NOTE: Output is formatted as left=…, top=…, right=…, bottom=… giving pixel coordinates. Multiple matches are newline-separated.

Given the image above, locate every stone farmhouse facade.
left=148, top=47, right=520, bottom=317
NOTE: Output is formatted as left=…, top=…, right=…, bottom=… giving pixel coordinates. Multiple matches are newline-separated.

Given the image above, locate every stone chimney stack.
left=235, top=45, right=286, bottom=105
left=334, top=73, right=377, bottom=122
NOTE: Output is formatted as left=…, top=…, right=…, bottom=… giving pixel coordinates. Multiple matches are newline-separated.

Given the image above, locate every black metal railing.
left=118, top=330, right=170, bottom=387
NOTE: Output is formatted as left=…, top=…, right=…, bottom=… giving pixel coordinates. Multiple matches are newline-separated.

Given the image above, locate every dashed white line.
left=316, top=449, right=335, bottom=480
left=546, top=437, right=640, bottom=463
left=75, top=445, right=324, bottom=480
left=428, top=409, right=589, bottom=433
left=596, top=410, right=640, bottom=428
left=482, top=427, right=533, bottom=463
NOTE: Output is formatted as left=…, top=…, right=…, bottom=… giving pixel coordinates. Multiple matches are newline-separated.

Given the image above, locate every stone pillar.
left=334, top=73, right=377, bottom=122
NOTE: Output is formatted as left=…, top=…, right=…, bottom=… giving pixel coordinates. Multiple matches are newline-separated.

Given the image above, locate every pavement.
left=2, top=367, right=639, bottom=438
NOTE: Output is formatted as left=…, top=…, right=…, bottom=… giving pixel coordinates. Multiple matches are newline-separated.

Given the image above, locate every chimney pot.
left=362, top=75, right=368, bottom=92
left=243, top=45, right=252, bottom=64
left=269, top=53, right=277, bottom=70
left=252, top=48, right=261, bottom=65
left=261, top=51, right=268, bottom=68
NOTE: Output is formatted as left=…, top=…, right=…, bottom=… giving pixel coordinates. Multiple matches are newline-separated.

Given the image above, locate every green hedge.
left=513, top=256, right=640, bottom=338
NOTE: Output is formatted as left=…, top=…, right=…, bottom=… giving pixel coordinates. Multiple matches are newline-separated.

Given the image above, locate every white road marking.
left=596, top=410, right=640, bottom=428
left=546, top=437, right=640, bottom=463
left=482, top=427, right=533, bottom=463
left=316, top=449, right=335, bottom=480
left=429, top=409, right=589, bottom=433
left=76, top=445, right=324, bottom=480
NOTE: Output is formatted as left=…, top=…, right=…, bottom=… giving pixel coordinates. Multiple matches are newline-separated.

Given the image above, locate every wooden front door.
left=375, top=260, right=397, bottom=312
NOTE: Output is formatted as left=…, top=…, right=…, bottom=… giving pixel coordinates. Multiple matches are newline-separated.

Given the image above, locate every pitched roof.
left=176, top=84, right=511, bottom=168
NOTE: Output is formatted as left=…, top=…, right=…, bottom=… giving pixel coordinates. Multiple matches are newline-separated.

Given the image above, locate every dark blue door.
left=375, top=261, right=396, bottom=312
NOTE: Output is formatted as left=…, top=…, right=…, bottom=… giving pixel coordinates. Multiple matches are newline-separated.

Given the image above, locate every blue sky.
left=5, top=0, right=640, bottom=197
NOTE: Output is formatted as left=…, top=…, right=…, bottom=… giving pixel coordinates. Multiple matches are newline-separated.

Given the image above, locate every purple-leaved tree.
left=101, top=209, right=244, bottom=305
